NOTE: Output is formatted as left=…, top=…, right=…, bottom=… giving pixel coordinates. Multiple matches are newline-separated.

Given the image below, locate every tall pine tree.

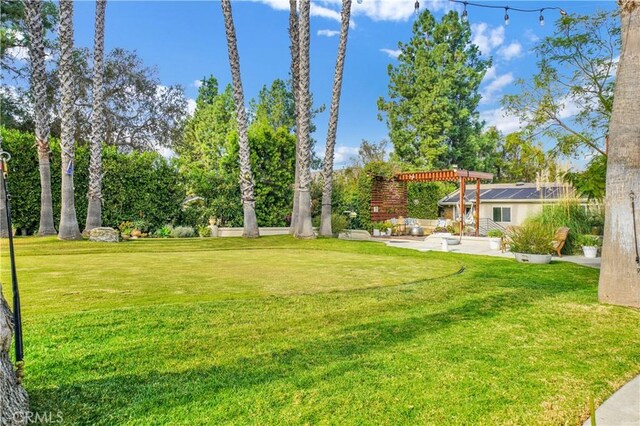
left=378, top=10, right=489, bottom=170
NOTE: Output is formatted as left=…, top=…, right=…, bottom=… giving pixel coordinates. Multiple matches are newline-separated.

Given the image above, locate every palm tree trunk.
left=25, top=0, right=56, bottom=236
left=1, top=283, right=29, bottom=425
left=294, top=0, right=315, bottom=239
left=599, top=0, right=640, bottom=308
left=221, top=0, right=259, bottom=238
left=320, top=0, right=352, bottom=237
left=85, top=0, right=107, bottom=234
left=289, top=0, right=301, bottom=234
left=58, top=0, right=82, bottom=240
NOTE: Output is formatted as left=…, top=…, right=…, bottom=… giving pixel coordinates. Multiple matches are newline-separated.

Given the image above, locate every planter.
left=211, top=225, right=219, bottom=238
left=489, top=237, right=502, bottom=251
left=410, top=226, right=424, bottom=237
left=131, top=229, right=142, bottom=238
left=433, top=232, right=453, bottom=238
left=513, top=252, right=552, bottom=264
left=443, top=237, right=460, bottom=246
left=373, top=229, right=381, bottom=237
left=582, top=246, right=598, bottom=258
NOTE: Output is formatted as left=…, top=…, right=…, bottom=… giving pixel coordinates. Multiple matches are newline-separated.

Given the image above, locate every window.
left=493, top=207, right=511, bottom=223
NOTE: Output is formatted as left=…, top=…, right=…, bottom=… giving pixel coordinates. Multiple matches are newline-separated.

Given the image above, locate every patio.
left=381, top=235, right=602, bottom=268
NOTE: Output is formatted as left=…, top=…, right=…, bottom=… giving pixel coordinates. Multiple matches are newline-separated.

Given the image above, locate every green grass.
left=1, top=236, right=639, bottom=425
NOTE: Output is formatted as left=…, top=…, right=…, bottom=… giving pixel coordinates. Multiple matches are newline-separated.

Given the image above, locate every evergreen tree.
left=378, top=10, right=489, bottom=170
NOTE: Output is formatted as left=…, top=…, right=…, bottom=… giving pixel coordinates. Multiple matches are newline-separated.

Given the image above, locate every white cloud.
left=483, top=65, right=497, bottom=82
left=193, top=79, right=203, bottom=88
left=481, top=72, right=514, bottom=104
left=524, top=29, right=540, bottom=43
left=317, top=29, right=340, bottom=37
left=480, top=107, right=522, bottom=134
left=471, top=23, right=505, bottom=56
left=380, top=48, right=401, bottom=59
left=187, top=98, right=197, bottom=116
left=253, top=0, right=456, bottom=27
left=498, top=41, right=524, bottom=61
left=334, top=145, right=359, bottom=165
left=157, top=146, right=176, bottom=160
left=557, top=96, right=581, bottom=119
left=5, top=46, right=29, bottom=62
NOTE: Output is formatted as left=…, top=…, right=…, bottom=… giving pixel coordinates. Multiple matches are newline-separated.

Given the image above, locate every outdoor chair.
left=552, top=227, right=570, bottom=257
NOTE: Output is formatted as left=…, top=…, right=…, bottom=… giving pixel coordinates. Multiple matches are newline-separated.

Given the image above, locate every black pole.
left=631, top=191, right=640, bottom=271
left=1, top=157, right=24, bottom=363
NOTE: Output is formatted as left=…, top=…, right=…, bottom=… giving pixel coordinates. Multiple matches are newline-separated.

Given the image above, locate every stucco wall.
left=478, top=203, right=544, bottom=226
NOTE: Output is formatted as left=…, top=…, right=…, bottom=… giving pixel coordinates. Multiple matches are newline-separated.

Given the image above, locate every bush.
left=577, top=234, right=601, bottom=248
left=153, top=225, right=173, bottom=238
left=0, top=127, right=185, bottom=234
left=331, top=213, right=348, bottom=235
left=407, top=182, right=456, bottom=219
left=118, top=221, right=135, bottom=236
left=527, top=201, right=591, bottom=254
left=487, top=229, right=504, bottom=238
left=508, top=223, right=554, bottom=255
left=170, top=226, right=195, bottom=238
left=196, top=225, right=211, bottom=237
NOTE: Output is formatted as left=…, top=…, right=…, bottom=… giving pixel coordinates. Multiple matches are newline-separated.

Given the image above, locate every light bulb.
left=357, top=0, right=363, bottom=4
left=414, top=0, right=420, bottom=13
left=539, top=14, right=545, bottom=26
left=504, top=12, right=509, bottom=26
left=462, top=9, right=468, bottom=22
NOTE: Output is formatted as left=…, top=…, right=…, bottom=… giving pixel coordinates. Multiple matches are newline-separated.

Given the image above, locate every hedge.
left=1, top=127, right=185, bottom=234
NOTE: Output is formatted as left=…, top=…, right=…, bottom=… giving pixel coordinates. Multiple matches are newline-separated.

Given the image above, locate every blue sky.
left=69, top=0, right=617, bottom=166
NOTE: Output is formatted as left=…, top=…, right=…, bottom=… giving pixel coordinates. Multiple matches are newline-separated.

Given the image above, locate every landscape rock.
left=89, top=227, right=120, bottom=243
left=338, top=230, right=372, bottom=241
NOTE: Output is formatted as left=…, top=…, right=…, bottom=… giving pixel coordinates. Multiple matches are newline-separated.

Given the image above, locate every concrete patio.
left=380, top=235, right=602, bottom=268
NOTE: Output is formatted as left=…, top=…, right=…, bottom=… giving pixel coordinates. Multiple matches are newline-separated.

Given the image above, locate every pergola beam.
left=395, top=169, right=493, bottom=182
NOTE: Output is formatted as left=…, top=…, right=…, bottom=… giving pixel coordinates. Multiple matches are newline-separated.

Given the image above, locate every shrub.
left=508, top=223, right=554, bottom=255
left=153, top=225, right=173, bottom=238
left=133, top=219, right=149, bottom=233
left=118, top=221, right=135, bottom=236
left=577, top=234, right=601, bottom=248
left=196, top=225, right=211, bottom=237
left=171, top=226, right=195, bottom=238
left=527, top=201, right=591, bottom=254
left=487, top=229, right=504, bottom=238
left=407, top=182, right=456, bottom=219
left=331, top=213, right=348, bottom=235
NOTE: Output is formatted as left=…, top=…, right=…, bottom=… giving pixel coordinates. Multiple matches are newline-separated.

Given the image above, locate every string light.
left=415, top=0, right=420, bottom=14
left=448, top=0, right=567, bottom=25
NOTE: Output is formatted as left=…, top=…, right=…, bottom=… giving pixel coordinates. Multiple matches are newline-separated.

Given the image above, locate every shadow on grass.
left=28, top=283, right=564, bottom=424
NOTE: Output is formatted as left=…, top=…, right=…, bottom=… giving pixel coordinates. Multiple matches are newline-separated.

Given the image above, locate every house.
left=438, top=183, right=589, bottom=231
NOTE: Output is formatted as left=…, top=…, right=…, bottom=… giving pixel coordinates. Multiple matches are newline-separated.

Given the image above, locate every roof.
left=438, top=183, right=584, bottom=205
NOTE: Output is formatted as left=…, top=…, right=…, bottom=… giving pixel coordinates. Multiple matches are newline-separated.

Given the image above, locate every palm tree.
left=84, top=0, right=107, bottom=234
left=289, top=0, right=301, bottom=234
left=599, top=0, right=640, bottom=308
left=58, top=0, right=82, bottom=240
left=294, top=0, right=315, bottom=238
left=320, top=0, right=352, bottom=237
left=220, top=0, right=259, bottom=238
left=25, top=0, right=56, bottom=236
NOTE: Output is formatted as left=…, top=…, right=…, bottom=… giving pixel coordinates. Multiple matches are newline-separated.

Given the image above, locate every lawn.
left=1, top=236, right=639, bottom=425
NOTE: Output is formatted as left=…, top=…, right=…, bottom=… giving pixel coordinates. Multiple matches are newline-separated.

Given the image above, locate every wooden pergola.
left=372, top=169, right=494, bottom=236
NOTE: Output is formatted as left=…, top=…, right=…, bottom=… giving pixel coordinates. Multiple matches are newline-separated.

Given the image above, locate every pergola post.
left=475, top=178, right=480, bottom=237
left=459, top=177, right=465, bottom=236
